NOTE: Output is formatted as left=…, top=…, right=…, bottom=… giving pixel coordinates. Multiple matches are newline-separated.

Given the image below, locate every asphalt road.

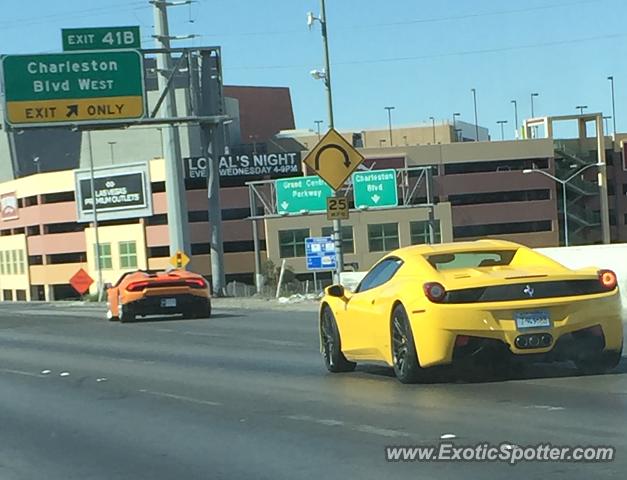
left=0, top=302, right=625, bottom=480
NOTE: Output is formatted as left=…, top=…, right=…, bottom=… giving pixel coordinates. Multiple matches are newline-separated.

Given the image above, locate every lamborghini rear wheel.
left=320, top=306, right=356, bottom=373
left=391, top=304, right=424, bottom=384
left=119, top=301, right=136, bottom=323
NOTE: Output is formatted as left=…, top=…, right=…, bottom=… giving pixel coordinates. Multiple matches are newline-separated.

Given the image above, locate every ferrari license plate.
left=515, top=311, right=550, bottom=330
left=161, top=298, right=177, bottom=308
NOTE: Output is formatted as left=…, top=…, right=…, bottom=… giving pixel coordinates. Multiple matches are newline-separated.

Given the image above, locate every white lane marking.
left=285, top=414, right=410, bottom=438
left=59, top=372, right=70, bottom=377
left=0, top=368, right=43, bottom=378
left=96, top=377, right=108, bottom=382
left=440, top=433, right=457, bottom=439
left=354, top=424, right=411, bottom=438
left=138, top=389, right=221, bottom=407
left=524, top=404, right=565, bottom=411
left=41, top=370, right=51, bottom=375
left=182, top=331, right=305, bottom=347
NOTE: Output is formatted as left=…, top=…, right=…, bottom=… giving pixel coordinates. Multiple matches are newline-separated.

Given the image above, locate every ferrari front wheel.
left=391, top=304, right=424, bottom=384
left=320, top=306, right=356, bottom=373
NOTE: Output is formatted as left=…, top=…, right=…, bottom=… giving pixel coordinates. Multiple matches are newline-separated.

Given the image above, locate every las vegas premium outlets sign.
left=74, top=162, right=152, bottom=223
left=184, top=152, right=301, bottom=180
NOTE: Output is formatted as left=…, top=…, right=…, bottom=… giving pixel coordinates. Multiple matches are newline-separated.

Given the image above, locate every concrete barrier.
left=340, top=244, right=627, bottom=309
left=537, top=244, right=627, bottom=308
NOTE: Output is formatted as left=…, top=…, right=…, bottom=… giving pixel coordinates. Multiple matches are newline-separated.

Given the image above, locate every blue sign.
left=305, top=236, right=337, bottom=271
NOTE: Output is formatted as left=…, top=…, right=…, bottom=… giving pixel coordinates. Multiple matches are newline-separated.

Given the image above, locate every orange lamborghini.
left=106, top=269, right=212, bottom=322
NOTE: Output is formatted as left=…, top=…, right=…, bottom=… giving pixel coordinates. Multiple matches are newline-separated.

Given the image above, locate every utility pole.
left=311, top=0, right=344, bottom=280
left=87, top=131, right=103, bottom=301
left=152, top=0, right=190, bottom=259
left=497, top=120, right=508, bottom=140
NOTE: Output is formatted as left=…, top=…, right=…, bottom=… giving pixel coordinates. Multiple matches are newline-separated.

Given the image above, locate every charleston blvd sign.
left=74, top=163, right=152, bottom=223
left=1, top=50, right=145, bottom=126
left=183, top=152, right=302, bottom=179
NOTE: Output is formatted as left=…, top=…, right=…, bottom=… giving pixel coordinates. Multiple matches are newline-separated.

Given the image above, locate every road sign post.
left=303, top=128, right=365, bottom=281
left=275, top=176, right=333, bottom=214
left=1, top=50, right=145, bottom=127
left=352, top=169, right=398, bottom=208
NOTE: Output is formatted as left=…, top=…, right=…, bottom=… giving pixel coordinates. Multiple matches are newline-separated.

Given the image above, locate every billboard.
left=184, top=152, right=301, bottom=181
left=74, top=162, right=152, bottom=223
left=0, top=192, right=19, bottom=221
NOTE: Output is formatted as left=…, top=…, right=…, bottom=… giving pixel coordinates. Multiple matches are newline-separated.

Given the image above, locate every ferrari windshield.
left=425, top=250, right=517, bottom=271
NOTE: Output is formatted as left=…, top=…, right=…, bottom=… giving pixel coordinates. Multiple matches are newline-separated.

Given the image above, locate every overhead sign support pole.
left=152, top=0, right=190, bottom=259
left=86, top=131, right=104, bottom=301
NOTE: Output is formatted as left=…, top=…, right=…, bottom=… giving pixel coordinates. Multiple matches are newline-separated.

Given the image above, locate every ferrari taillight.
left=126, top=280, right=149, bottom=292
left=598, top=269, right=618, bottom=290
left=185, top=278, right=206, bottom=289
left=423, top=282, right=446, bottom=303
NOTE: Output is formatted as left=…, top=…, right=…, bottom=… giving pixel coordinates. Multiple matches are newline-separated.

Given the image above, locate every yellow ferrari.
left=319, top=240, right=623, bottom=383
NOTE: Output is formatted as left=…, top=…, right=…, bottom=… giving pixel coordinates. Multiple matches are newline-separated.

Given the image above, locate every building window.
left=0, top=251, right=4, bottom=275
left=119, top=241, right=138, bottom=269
left=454, top=220, right=552, bottom=238
left=11, top=250, right=18, bottom=275
left=368, top=223, right=399, bottom=252
left=95, top=243, right=113, bottom=270
left=321, top=226, right=355, bottom=254
left=410, top=220, right=441, bottom=245
left=18, top=250, right=25, bottom=275
left=278, top=229, right=309, bottom=258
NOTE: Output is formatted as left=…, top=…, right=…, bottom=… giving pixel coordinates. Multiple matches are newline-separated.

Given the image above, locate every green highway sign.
left=276, top=176, right=333, bottom=214
left=2, top=50, right=145, bottom=126
left=352, top=169, right=398, bottom=208
left=62, top=26, right=141, bottom=51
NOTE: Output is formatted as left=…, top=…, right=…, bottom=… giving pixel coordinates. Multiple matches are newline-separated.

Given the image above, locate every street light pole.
left=452, top=112, right=461, bottom=141
left=523, top=162, right=603, bottom=246
left=608, top=76, right=617, bottom=138
left=497, top=120, right=508, bottom=140
left=511, top=100, right=519, bottom=139
left=576, top=105, right=588, bottom=115
left=471, top=89, right=479, bottom=141
left=429, top=116, right=436, bottom=144
left=384, top=106, right=395, bottom=146
left=314, top=120, right=323, bottom=140
left=87, top=131, right=104, bottom=300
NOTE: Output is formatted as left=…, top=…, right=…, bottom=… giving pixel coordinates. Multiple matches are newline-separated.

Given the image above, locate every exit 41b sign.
left=62, top=26, right=141, bottom=51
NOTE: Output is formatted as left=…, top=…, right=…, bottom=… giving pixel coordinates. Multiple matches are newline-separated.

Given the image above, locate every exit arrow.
left=371, top=194, right=381, bottom=204
left=280, top=201, right=289, bottom=210
left=66, top=104, right=79, bottom=117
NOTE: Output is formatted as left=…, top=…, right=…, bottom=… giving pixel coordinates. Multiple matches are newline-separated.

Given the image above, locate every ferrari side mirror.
left=327, top=285, right=345, bottom=298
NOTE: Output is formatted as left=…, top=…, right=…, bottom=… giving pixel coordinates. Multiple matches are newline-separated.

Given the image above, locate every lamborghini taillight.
left=185, top=278, right=206, bottom=289
left=126, top=280, right=150, bottom=292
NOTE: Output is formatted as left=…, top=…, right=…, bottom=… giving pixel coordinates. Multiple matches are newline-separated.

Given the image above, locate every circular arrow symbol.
left=314, top=144, right=351, bottom=171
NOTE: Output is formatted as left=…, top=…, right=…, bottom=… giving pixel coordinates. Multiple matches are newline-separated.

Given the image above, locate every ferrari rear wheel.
left=320, top=306, right=356, bottom=373
left=391, top=304, right=424, bottom=384
left=119, top=302, right=136, bottom=323
left=574, top=347, right=622, bottom=375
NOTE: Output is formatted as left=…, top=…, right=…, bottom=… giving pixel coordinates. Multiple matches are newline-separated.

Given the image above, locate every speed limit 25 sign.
left=326, top=196, right=349, bottom=221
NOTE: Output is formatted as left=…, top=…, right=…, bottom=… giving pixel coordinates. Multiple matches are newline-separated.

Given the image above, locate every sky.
left=0, top=0, right=626, bottom=139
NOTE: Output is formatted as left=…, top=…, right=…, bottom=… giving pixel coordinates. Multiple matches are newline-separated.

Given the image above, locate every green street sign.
left=2, top=50, right=145, bottom=126
left=352, top=169, right=398, bottom=208
left=62, top=26, right=141, bottom=51
left=276, top=176, right=333, bottom=214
